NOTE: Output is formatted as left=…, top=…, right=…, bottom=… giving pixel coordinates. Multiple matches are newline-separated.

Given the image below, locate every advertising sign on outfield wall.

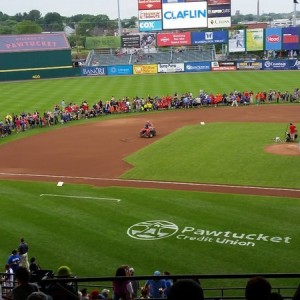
left=265, top=28, right=282, bottom=51
left=208, top=16, right=231, bottom=28
left=262, top=60, right=289, bottom=70
left=289, top=59, right=300, bottom=70
left=107, top=65, right=133, bottom=76
left=184, top=61, right=211, bottom=72
left=211, top=61, right=236, bottom=71
left=237, top=61, right=262, bottom=70
left=81, top=67, right=106, bottom=76
left=158, top=63, right=184, bottom=73
left=133, top=64, right=158, bottom=74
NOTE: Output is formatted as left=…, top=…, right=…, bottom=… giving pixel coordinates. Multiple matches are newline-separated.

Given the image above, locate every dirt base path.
left=0, top=105, right=299, bottom=198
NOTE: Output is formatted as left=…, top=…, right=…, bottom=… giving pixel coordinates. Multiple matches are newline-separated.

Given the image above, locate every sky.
left=0, top=0, right=296, bottom=19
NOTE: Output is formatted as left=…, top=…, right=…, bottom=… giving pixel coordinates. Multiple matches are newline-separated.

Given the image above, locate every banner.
left=207, top=4, right=231, bottom=18
left=288, top=59, right=300, bottom=70
left=246, top=28, right=264, bottom=51
left=262, top=60, right=289, bottom=70
left=133, top=64, right=158, bottom=74
left=191, top=30, right=228, bottom=44
left=139, top=9, right=162, bottom=20
left=158, top=63, right=185, bottom=73
left=157, top=32, right=191, bottom=46
left=81, top=67, right=106, bottom=76
left=140, top=33, right=157, bottom=48
left=107, top=65, right=133, bottom=76
left=121, top=35, right=140, bottom=48
left=228, top=29, right=245, bottom=52
left=138, top=0, right=162, bottom=10
left=282, top=27, right=300, bottom=50
left=85, top=36, right=120, bottom=50
left=265, top=28, right=282, bottom=51
left=208, top=17, right=231, bottom=28
left=184, top=61, right=211, bottom=72
left=162, top=2, right=207, bottom=30
left=139, top=20, right=162, bottom=32
left=211, top=61, right=236, bottom=71
left=237, top=61, right=262, bottom=70
left=0, top=33, right=70, bottom=53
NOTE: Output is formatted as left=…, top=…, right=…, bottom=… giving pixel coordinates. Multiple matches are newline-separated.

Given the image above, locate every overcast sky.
left=0, top=0, right=296, bottom=19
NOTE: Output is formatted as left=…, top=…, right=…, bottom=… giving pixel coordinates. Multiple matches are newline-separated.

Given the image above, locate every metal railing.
left=1, top=272, right=299, bottom=300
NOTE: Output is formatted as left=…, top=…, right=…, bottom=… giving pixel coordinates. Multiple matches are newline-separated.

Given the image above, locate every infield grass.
left=123, top=123, right=300, bottom=188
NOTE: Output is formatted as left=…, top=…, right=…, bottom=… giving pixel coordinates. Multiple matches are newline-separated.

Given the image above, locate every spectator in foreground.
left=167, top=279, right=204, bottom=300
left=144, top=271, right=166, bottom=298
left=245, top=276, right=272, bottom=300
left=12, top=267, right=39, bottom=300
left=293, top=284, right=300, bottom=300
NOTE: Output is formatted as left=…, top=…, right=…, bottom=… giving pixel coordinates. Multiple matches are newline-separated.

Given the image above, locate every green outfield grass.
left=1, top=71, right=300, bottom=117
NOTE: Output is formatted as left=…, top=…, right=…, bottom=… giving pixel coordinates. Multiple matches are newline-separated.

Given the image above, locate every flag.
left=294, top=0, right=299, bottom=4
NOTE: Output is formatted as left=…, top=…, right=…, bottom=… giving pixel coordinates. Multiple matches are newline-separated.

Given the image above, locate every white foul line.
left=0, top=172, right=300, bottom=193
left=40, top=194, right=121, bottom=202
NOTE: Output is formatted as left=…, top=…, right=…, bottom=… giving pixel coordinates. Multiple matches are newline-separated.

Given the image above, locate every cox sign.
left=139, top=20, right=162, bottom=31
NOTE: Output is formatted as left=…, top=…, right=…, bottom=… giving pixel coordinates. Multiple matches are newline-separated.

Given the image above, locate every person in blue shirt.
left=7, top=249, right=20, bottom=272
left=144, top=271, right=167, bottom=298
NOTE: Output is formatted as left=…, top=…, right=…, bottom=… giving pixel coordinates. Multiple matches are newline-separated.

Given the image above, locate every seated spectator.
left=27, top=291, right=50, bottom=300
left=30, top=257, right=41, bottom=273
left=167, top=279, right=204, bottom=300
left=270, top=292, right=283, bottom=300
left=245, top=276, right=272, bottom=300
left=12, top=267, right=39, bottom=300
left=46, top=265, right=79, bottom=300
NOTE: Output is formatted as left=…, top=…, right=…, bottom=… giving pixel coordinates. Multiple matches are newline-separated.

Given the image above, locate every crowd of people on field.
left=2, top=244, right=300, bottom=300
left=0, top=88, right=299, bottom=139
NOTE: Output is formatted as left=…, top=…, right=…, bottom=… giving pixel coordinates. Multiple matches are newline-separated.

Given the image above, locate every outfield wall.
left=80, top=59, right=300, bottom=76
left=1, top=59, right=299, bottom=82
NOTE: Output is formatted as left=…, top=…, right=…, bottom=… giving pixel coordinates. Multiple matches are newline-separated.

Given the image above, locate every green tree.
left=13, top=20, right=42, bottom=34
left=27, top=10, right=42, bottom=22
left=0, top=19, right=17, bottom=34
left=44, top=12, right=63, bottom=31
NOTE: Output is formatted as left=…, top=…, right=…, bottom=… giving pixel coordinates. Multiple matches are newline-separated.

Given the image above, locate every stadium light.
left=117, top=0, right=122, bottom=37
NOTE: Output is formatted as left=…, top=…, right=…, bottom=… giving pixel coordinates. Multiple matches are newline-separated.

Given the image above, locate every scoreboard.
left=138, top=0, right=231, bottom=31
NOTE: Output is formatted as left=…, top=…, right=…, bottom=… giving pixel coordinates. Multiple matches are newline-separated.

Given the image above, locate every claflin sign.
left=127, top=220, right=292, bottom=247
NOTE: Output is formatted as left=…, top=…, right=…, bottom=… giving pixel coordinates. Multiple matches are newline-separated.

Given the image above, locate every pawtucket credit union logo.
left=127, top=220, right=292, bottom=247
left=127, top=220, right=179, bottom=240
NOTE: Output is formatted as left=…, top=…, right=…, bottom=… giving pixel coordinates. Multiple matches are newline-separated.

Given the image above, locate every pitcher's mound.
left=265, top=143, right=300, bottom=156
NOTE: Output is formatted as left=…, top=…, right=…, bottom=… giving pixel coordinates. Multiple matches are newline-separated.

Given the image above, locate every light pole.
left=117, top=0, right=122, bottom=37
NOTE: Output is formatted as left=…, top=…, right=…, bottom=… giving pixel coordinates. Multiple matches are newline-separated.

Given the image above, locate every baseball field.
left=0, top=71, right=299, bottom=292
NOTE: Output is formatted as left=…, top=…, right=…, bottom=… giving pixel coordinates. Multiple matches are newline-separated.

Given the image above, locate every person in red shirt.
left=289, top=123, right=297, bottom=141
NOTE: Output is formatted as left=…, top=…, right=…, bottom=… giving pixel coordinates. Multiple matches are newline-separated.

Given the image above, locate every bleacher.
left=86, top=46, right=213, bottom=66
